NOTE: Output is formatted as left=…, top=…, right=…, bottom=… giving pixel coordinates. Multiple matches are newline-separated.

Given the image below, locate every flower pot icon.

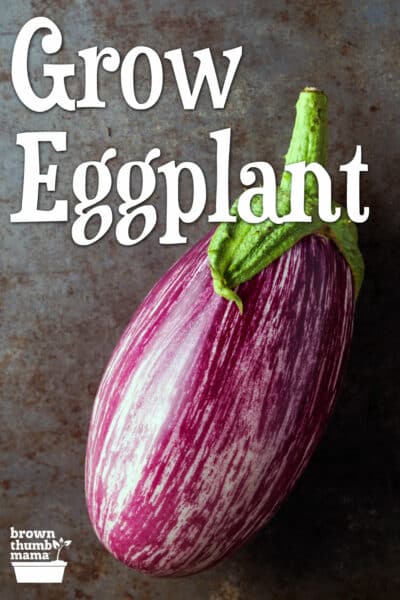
left=12, top=538, right=71, bottom=583
left=12, top=560, right=68, bottom=583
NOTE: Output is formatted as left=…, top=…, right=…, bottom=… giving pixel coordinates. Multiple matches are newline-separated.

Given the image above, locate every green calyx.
left=207, top=87, right=364, bottom=313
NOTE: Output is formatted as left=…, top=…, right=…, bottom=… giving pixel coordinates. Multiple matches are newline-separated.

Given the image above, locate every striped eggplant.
left=85, top=89, right=364, bottom=576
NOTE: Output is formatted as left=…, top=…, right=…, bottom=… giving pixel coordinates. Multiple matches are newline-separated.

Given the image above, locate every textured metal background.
left=1, top=1, right=399, bottom=598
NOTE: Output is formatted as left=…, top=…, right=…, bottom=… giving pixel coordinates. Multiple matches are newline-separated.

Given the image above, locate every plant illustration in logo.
left=53, top=537, right=72, bottom=563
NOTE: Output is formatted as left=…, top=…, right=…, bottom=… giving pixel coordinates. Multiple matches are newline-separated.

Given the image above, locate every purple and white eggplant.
left=85, top=89, right=364, bottom=576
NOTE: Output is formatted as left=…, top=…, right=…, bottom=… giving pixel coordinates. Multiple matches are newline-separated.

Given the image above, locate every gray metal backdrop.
left=1, top=1, right=399, bottom=598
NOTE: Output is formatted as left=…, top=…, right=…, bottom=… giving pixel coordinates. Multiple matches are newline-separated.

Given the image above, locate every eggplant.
left=85, top=89, right=363, bottom=576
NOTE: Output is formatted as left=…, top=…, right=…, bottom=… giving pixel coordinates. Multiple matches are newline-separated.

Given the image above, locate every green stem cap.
left=207, top=87, right=364, bottom=313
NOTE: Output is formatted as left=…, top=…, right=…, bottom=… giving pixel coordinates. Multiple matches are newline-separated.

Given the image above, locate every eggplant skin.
left=85, top=234, right=354, bottom=576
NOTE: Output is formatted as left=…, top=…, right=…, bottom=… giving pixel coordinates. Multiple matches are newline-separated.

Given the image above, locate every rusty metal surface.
left=1, top=0, right=399, bottom=598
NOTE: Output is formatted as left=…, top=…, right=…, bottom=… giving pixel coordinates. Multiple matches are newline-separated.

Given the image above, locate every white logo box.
left=12, top=561, right=67, bottom=583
